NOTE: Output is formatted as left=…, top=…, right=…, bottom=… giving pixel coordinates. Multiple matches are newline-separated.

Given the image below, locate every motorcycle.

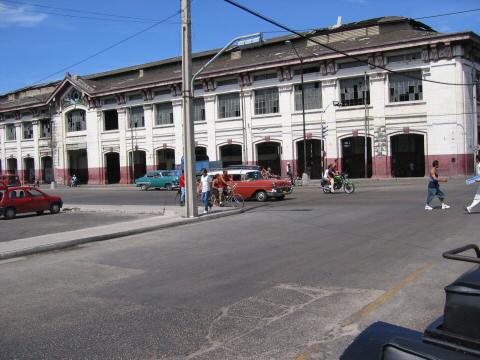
left=320, top=174, right=355, bottom=194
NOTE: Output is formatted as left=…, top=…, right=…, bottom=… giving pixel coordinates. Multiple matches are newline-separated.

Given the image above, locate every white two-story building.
left=0, top=16, right=479, bottom=184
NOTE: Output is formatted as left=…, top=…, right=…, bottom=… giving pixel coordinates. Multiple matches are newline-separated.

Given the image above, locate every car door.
left=152, top=172, right=163, bottom=188
left=8, top=189, right=31, bottom=214
left=26, top=188, right=50, bottom=211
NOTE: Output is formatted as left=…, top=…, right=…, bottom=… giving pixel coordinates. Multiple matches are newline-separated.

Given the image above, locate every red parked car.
left=208, top=168, right=292, bottom=202
left=0, top=182, right=63, bottom=219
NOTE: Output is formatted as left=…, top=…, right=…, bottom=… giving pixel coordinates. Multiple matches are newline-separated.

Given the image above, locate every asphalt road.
left=0, top=180, right=478, bottom=359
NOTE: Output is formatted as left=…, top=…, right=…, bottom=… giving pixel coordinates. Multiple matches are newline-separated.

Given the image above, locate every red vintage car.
left=209, top=169, right=292, bottom=202
left=0, top=182, right=63, bottom=219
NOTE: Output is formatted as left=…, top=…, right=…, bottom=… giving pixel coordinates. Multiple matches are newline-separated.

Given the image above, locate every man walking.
left=200, top=168, right=212, bottom=214
left=425, top=160, right=450, bottom=210
left=179, top=171, right=185, bottom=206
left=466, top=155, right=480, bottom=214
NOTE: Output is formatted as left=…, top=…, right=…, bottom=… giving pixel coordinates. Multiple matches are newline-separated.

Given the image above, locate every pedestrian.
left=425, top=160, right=450, bottom=210
left=179, top=171, right=185, bottom=206
left=286, top=162, right=293, bottom=182
left=466, top=155, right=480, bottom=214
left=200, top=168, right=212, bottom=214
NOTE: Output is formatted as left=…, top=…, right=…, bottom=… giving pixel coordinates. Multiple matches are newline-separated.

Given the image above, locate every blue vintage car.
left=134, top=170, right=180, bottom=191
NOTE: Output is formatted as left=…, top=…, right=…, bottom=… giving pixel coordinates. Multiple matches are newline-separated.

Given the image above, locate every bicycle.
left=221, top=184, right=244, bottom=208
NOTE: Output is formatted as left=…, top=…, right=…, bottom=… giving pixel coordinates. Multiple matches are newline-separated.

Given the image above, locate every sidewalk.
left=0, top=206, right=245, bottom=261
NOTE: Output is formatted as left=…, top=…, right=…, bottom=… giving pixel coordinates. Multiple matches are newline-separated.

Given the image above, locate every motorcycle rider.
left=329, top=162, right=339, bottom=193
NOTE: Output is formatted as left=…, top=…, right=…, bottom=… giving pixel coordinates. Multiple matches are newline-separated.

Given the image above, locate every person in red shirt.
left=179, top=171, right=185, bottom=206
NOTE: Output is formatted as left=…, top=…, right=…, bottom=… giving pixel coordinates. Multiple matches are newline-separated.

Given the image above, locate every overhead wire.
left=29, top=8, right=181, bottom=86
left=223, top=0, right=478, bottom=87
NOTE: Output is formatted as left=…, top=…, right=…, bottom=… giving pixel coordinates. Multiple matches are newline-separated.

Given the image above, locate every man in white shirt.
left=200, top=168, right=212, bottom=214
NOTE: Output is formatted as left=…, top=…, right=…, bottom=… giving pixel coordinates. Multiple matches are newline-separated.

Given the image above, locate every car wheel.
left=141, top=184, right=149, bottom=191
left=277, top=195, right=285, bottom=200
left=4, top=207, right=16, bottom=220
left=36, top=210, right=44, bottom=215
left=255, top=190, right=267, bottom=202
left=165, top=183, right=173, bottom=191
left=50, top=203, right=61, bottom=214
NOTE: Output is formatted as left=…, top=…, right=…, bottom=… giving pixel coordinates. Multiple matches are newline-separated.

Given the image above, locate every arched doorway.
left=68, top=149, right=89, bottom=183
left=7, top=158, right=18, bottom=175
left=256, top=142, right=281, bottom=176
left=23, top=157, right=35, bottom=183
left=157, top=148, right=175, bottom=170
left=220, top=144, right=242, bottom=167
left=341, top=137, right=372, bottom=178
left=391, top=134, right=425, bottom=177
left=129, top=150, right=146, bottom=182
left=195, top=147, right=209, bottom=161
left=41, top=156, right=53, bottom=183
left=297, top=139, right=323, bottom=179
left=105, top=152, right=120, bottom=184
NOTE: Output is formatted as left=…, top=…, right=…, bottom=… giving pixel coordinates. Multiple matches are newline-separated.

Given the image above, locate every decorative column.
left=15, top=123, right=23, bottom=182
left=32, top=120, right=41, bottom=182
left=279, top=84, right=293, bottom=177
left=117, top=108, right=129, bottom=184
left=322, top=78, right=339, bottom=170
left=143, top=104, right=155, bottom=171
left=0, top=124, right=5, bottom=175
left=204, top=95, right=217, bottom=162
left=242, top=90, right=254, bottom=165
left=172, top=98, right=184, bottom=167
left=370, top=72, right=388, bottom=178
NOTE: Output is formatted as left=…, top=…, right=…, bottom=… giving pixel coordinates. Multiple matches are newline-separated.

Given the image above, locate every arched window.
left=67, top=110, right=86, bottom=132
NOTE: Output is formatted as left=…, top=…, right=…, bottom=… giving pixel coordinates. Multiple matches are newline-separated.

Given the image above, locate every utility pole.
left=181, top=0, right=198, bottom=217
left=364, top=71, right=369, bottom=179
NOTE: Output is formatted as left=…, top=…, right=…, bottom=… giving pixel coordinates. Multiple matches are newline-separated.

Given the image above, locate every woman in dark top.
left=425, top=160, right=450, bottom=210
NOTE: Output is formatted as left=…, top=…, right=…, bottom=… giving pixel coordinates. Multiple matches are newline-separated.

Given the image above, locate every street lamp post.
left=285, top=40, right=308, bottom=183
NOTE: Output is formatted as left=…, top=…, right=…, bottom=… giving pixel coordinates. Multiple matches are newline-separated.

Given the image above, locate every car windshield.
left=162, top=171, right=174, bottom=176
left=246, top=171, right=262, bottom=180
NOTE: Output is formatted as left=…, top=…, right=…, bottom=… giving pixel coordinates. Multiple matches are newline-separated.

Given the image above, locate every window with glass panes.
left=339, top=77, right=370, bottom=106
left=295, top=82, right=322, bottom=111
left=67, top=110, right=86, bottom=132
left=23, top=122, right=33, bottom=139
left=389, top=71, right=423, bottom=102
left=6, top=124, right=16, bottom=141
left=155, top=102, right=173, bottom=125
left=40, top=119, right=51, bottom=138
left=218, top=93, right=240, bottom=118
left=254, top=88, right=279, bottom=115
left=194, top=98, right=205, bottom=122
left=129, top=106, right=144, bottom=128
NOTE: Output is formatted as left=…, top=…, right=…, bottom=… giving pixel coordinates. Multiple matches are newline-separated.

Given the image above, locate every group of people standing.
left=179, top=169, right=232, bottom=214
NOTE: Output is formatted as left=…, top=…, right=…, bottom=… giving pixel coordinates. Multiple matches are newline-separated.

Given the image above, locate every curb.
left=0, top=207, right=245, bottom=261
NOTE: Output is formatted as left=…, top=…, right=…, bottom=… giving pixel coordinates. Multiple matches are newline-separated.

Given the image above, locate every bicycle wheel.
left=231, top=194, right=245, bottom=208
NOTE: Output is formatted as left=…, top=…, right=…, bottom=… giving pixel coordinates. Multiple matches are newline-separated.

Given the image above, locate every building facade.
left=1, top=16, right=479, bottom=184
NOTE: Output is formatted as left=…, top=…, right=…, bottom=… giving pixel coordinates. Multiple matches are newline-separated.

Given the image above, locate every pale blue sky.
left=1, top=0, right=479, bottom=94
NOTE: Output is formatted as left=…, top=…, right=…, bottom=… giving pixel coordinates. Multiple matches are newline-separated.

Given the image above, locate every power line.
left=223, top=0, right=478, bottom=87
left=416, top=8, right=480, bottom=20
left=29, top=8, right=181, bottom=86
left=0, top=0, right=162, bottom=23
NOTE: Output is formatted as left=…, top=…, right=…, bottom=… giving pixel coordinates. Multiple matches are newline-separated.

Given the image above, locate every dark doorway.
left=195, top=147, right=209, bottom=161
left=23, top=157, right=35, bottom=183
left=105, top=152, right=120, bottom=184
left=7, top=158, right=18, bottom=175
left=341, top=137, right=372, bottom=178
left=220, top=144, right=242, bottom=167
left=256, top=142, right=281, bottom=176
left=297, top=139, right=323, bottom=179
left=129, top=150, right=146, bottom=182
left=391, top=134, right=425, bottom=177
left=68, top=149, right=89, bottom=183
left=41, top=156, right=53, bottom=183
left=157, top=148, right=175, bottom=170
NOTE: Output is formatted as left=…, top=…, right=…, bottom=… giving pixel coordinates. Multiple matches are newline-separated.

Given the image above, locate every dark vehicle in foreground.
left=0, top=182, right=63, bottom=219
left=341, top=244, right=480, bottom=359
left=321, top=174, right=355, bottom=194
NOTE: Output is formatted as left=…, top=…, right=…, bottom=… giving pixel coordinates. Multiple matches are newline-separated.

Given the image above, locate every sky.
left=1, top=0, right=480, bottom=94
